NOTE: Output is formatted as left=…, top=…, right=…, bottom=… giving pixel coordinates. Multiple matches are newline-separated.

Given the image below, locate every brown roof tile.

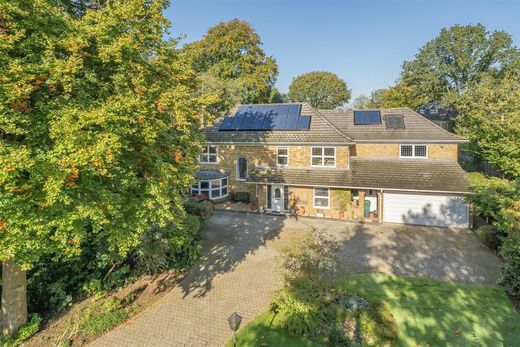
left=246, top=158, right=470, bottom=193
left=319, top=108, right=466, bottom=143
left=204, top=103, right=354, bottom=144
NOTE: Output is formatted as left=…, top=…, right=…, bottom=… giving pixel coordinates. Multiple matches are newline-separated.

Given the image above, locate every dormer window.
left=199, top=145, right=218, bottom=163
left=400, top=144, right=428, bottom=158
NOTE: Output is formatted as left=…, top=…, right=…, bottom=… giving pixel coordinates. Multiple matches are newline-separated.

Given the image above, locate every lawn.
left=231, top=274, right=520, bottom=346
left=225, top=311, right=320, bottom=347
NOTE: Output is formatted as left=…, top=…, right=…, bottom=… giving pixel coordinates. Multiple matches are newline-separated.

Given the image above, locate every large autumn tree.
left=0, top=0, right=206, bottom=335
left=181, top=19, right=278, bottom=115
left=288, top=71, right=351, bottom=109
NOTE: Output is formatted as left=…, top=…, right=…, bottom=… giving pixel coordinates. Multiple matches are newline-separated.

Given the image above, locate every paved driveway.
left=91, top=211, right=501, bottom=347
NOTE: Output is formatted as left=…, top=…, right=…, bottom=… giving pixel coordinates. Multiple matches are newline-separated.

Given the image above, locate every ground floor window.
left=314, top=187, right=330, bottom=208
left=190, top=177, right=228, bottom=200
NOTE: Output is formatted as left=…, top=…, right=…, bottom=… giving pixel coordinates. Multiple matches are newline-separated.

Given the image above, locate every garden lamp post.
left=227, top=312, right=242, bottom=347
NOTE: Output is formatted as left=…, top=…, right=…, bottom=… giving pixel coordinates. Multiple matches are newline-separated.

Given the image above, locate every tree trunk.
left=1, top=261, right=27, bottom=336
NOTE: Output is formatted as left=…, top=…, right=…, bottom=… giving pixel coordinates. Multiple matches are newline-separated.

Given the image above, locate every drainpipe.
left=378, top=190, right=383, bottom=224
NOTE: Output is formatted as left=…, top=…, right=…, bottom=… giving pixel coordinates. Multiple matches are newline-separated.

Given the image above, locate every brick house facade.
left=192, top=103, right=471, bottom=228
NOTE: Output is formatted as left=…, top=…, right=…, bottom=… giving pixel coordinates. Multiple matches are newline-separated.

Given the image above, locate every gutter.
left=243, top=181, right=471, bottom=195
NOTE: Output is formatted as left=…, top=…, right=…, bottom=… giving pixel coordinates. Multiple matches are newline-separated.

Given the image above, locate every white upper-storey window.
left=400, top=144, right=428, bottom=158
left=199, top=145, right=218, bottom=163
left=311, top=147, right=336, bottom=167
left=277, top=146, right=289, bottom=166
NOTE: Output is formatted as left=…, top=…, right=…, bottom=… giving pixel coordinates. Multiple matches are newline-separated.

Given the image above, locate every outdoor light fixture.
left=227, top=312, right=242, bottom=347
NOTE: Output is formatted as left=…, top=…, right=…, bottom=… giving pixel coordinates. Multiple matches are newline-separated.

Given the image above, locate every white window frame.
left=399, top=144, right=428, bottom=159
left=313, top=187, right=330, bottom=209
left=236, top=157, right=248, bottom=181
left=311, top=147, right=336, bottom=167
left=199, top=145, right=218, bottom=164
left=276, top=146, right=289, bottom=167
left=190, top=177, right=228, bottom=200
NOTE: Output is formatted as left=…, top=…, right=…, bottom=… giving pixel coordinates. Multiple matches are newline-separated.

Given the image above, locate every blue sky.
left=165, top=0, right=520, bottom=100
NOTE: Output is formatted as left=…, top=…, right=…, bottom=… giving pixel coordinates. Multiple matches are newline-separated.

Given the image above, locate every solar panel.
left=250, top=110, right=266, bottom=130
left=219, top=116, right=234, bottom=131
left=239, top=106, right=258, bottom=130
left=284, top=104, right=301, bottom=129
left=295, top=115, right=311, bottom=130
left=218, top=103, right=311, bottom=131
left=354, top=110, right=381, bottom=125
left=261, top=107, right=277, bottom=130
left=273, top=105, right=290, bottom=129
left=385, top=115, right=405, bottom=129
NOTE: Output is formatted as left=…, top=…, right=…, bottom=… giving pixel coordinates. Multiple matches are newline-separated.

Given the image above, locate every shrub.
left=500, top=232, right=520, bottom=299
left=0, top=313, right=42, bottom=346
left=270, top=276, right=334, bottom=339
left=184, top=199, right=214, bottom=218
left=279, top=230, right=342, bottom=282
left=135, top=214, right=202, bottom=274
left=476, top=225, right=500, bottom=250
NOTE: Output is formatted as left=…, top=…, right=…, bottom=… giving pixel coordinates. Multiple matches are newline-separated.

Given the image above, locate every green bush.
left=476, top=225, right=500, bottom=250
left=0, top=313, right=42, bottom=346
left=270, top=277, right=333, bottom=339
left=135, top=214, right=202, bottom=274
left=500, top=233, right=520, bottom=299
left=184, top=199, right=214, bottom=218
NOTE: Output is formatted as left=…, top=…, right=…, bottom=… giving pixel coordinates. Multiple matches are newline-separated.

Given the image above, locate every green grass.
left=231, top=274, right=520, bottom=346
left=225, top=311, right=321, bottom=347
left=338, top=274, right=520, bottom=347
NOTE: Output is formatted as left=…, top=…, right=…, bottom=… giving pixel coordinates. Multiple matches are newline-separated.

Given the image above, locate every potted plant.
left=335, top=190, right=352, bottom=219
left=250, top=197, right=258, bottom=211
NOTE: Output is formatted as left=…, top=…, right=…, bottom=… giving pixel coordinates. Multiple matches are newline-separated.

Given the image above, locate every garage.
left=383, top=192, right=469, bottom=228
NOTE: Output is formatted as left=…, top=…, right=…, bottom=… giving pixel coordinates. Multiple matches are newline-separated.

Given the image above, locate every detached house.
left=192, top=103, right=470, bottom=228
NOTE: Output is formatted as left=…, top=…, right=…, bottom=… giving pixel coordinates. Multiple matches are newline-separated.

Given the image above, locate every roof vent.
left=385, top=115, right=406, bottom=129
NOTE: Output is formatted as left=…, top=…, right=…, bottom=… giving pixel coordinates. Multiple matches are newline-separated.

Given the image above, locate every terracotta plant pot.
left=250, top=204, right=258, bottom=211
left=339, top=211, right=345, bottom=219
left=298, top=206, right=305, bottom=215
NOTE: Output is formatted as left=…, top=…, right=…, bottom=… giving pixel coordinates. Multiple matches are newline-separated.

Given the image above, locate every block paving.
left=91, top=211, right=501, bottom=346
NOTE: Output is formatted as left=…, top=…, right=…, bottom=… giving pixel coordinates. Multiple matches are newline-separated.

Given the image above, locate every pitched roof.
left=204, top=103, right=354, bottom=144
left=245, top=158, right=470, bottom=193
left=318, top=108, right=465, bottom=143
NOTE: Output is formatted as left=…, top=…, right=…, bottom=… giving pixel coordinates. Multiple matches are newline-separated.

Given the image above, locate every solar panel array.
left=353, top=110, right=382, bottom=125
left=385, top=115, right=406, bottom=129
left=219, top=104, right=312, bottom=131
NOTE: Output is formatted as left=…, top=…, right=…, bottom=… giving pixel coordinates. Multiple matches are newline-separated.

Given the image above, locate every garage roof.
left=246, top=158, right=470, bottom=193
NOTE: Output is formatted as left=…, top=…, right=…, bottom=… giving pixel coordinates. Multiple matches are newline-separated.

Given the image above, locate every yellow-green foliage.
left=0, top=0, right=208, bottom=270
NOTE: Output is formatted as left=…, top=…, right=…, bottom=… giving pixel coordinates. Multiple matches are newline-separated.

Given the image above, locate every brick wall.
left=199, top=144, right=351, bottom=194
left=352, top=143, right=458, bottom=160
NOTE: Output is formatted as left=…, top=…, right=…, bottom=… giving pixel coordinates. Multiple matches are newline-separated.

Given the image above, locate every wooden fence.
left=459, top=152, right=504, bottom=178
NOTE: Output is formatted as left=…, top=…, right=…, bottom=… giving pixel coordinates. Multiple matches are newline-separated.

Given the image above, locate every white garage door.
left=383, top=192, right=469, bottom=228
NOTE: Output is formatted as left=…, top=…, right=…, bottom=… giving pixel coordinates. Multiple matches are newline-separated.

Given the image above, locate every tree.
left=454, top=70, right=520, bottom=177
left=181, top=19, right=278, bottom=115
left=352, top=95, right=370, bottom=109
left=366, top=89, right=386, bottom=108
left=400, top=24, right=519, bottom=106
left=288, top=71, right=351, bottom=109
left=377, top=81, right=419, bottom=109
left=0, top=0, right=205, bottom=335
left=269, top=88, right=287, bottom=103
